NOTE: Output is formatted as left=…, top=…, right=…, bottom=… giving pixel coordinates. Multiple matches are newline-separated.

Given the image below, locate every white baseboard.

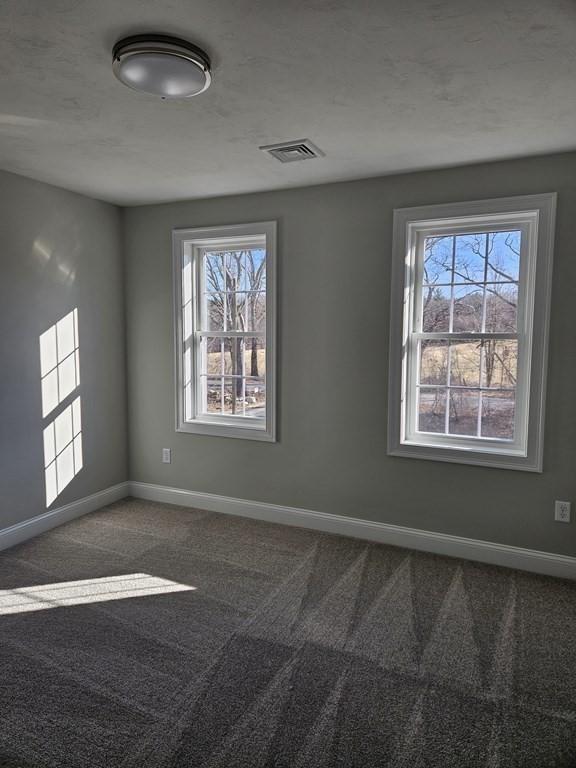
left=0, top=482, right=130, bottom=553
left=3, top=480, right=574, bottom=580
left=129, top=481, right=576, bottom=580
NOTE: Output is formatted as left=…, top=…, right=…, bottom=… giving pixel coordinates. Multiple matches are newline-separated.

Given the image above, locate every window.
left=388, top=194, right=556, bottom=471
left=173, top=222, right=276, bottom=441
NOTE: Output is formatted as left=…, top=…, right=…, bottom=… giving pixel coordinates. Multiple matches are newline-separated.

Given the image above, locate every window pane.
left=417, top=388, right=446, bottom=433
left=484, top=285, right=517, bottom=332
left=246, top=292, right=266, bottom=332
left=205, top=253, right=225, bottom=292
left=246, top=248, right=266, bottom=291
left=203, top=337, right=223, bottom=375
left=452, top=285, right=483, bottom=332
left=422, top=286, right=450, bottom=332
left=481, top=340, right=517, bottom=389
left=449, top=341, right=481, bottom=387
left=205, top=293, right=225, bottom=331
left=487, top=231, right=520, bottom=282
left=423, top=236, right=452, bottom=285
left=205, top=377, right=223, bottom=413
left=223, top=377, right=244, bottom=416
left=449, top=389, right=480, bottom=436
left=481, top=391, right=515, bottom=439
left=225, top=251, right=246, bottom=292
left=419, top=341, right=448, bottom=385
left=245, top=378, right=266, bottom=418
left=244, top=337, right=266, bottom=378
left=223, top=337, right=245, bottom=376
left=225, top=292, right=246, bottom=331
left=453, top=234, right=486, bottom=283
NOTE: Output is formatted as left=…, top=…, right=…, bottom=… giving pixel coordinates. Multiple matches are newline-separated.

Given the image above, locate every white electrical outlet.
left=162, top=448, right=171, bottom=464
left=554, top=500, right=571, bottom=523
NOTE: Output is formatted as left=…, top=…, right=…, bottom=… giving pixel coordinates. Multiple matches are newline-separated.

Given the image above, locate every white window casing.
left=173, top=221, right=277, bottom=441
left=388, top=194, right=556, bottom=471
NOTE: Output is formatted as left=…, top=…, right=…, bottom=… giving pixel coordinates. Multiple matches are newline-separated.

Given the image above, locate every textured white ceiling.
left=0, top=0, right=575, bottom=205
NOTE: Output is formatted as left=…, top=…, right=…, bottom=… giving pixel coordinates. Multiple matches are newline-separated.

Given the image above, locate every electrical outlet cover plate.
left=162, top=448, right=171, bottom=464
left=554, top=500, right=571, bottom=523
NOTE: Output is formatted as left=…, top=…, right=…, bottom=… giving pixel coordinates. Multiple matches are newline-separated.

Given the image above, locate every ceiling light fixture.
left=112, top=34, right=211, bottom=99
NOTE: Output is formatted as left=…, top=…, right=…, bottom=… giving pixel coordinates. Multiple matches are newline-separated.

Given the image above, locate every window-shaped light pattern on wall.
left=43, top=397, right=83, bottom=507
left=39, top=309, right=83, bottom=507
left=417, top=231, right=520, bottom=440
left=39, top=309, right=80, bottom=418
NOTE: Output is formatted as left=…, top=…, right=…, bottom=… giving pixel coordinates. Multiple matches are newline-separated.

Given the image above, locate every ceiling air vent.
left=259, top=139, right=324, bottom=163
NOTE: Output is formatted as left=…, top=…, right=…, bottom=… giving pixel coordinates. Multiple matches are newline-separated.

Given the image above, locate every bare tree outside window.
left=418, top=231, right=520, bottom=439
left=202, top=248, right=266, bottom=417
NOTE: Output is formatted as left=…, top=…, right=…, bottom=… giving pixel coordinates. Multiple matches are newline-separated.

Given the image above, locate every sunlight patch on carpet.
left=0, top=573, right=196, bottom=615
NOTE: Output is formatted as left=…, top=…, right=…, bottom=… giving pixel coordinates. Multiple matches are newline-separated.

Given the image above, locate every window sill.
left=177, top=419, right=276, bottom=442
left=389, top=441, right=541, bottom=472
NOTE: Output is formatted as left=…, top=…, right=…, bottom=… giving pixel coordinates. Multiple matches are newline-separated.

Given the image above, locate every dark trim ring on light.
left=112, top=34, right=212, bottom=99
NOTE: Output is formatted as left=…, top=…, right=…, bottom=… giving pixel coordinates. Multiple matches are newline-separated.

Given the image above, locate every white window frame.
left=173, top=221, right=277, bottom=442
left=388, top=194, right=556, bottom=472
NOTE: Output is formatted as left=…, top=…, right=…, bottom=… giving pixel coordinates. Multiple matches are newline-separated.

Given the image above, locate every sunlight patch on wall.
left=39, top=308, right=80, bottom=418
left=0, top=574, right=196, bottom=616
left=40, top=308, right=83, bottom=507
left=43, top=397, right=83, bottom=507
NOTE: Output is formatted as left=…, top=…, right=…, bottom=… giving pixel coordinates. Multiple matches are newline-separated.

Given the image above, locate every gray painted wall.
left=0, top=170, right=127, bottom=528
left=124, top=152, right=576, bottom=557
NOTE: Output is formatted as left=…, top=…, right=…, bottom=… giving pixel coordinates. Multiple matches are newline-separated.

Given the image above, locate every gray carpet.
left=1, top=498, right=575, bottom=768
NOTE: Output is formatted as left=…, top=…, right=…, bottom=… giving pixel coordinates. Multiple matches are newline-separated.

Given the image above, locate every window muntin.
left=174, top=223, right=276, bottom=441
left=388, top=194, right=556, bottom=471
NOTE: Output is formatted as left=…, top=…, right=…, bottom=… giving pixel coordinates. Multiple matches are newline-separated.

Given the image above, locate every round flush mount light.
left=112, top=34, right=211, bottom=99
